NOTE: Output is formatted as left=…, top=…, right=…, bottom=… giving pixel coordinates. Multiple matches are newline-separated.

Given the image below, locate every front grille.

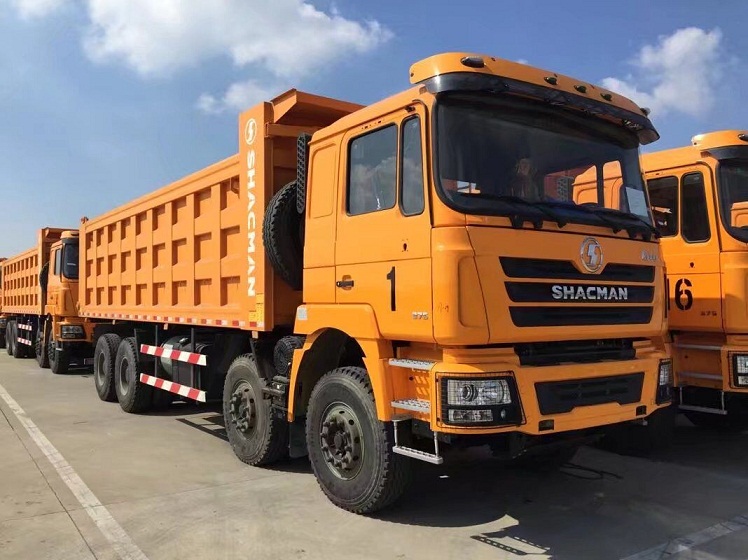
left=536, top=372, right=644, bottom=415
left=515, top=339, right=636, bottom=367
left=505, top=282, right=654, bottom=303
left=500, top=257, right=655, bottom=283
left=509, top=306, right=653, bottom=327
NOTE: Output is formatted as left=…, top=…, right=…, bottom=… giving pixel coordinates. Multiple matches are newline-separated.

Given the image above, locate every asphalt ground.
left=1, top=352, right=748, bottom=560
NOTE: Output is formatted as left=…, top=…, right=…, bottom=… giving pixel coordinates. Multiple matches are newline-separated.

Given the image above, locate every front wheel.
left=36, top=321, right=50, bottom=369
left=48, top=338, right=70, bottom=374
left=223, top=354, right=288, bottom=465
left=306, top=367, right=411, bottom=514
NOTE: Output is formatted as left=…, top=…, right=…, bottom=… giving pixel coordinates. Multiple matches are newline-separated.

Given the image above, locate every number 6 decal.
left=674, top=278, right=693, bottom=311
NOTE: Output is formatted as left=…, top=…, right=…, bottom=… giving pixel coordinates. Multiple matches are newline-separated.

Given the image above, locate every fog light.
left=446, top=379, right=511, bottom=406
left=448, top=409, right=493, bottom=423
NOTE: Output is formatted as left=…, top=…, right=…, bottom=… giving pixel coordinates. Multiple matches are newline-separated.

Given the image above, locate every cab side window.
left=681, top=172, right=710, bottom=242
left=647, top=176, right=678, bottom=237
left=400, top=117, right=425, bottom=216
left=347, top=125, right=397, bottom=216
left=53, top=249, right=61, bottom=275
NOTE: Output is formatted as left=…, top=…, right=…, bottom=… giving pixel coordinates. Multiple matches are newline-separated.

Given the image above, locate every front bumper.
left=428, top=353, right=670, bottom=436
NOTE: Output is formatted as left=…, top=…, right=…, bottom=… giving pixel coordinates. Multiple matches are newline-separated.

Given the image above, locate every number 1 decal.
left=386, top=266, right=396, bottom=311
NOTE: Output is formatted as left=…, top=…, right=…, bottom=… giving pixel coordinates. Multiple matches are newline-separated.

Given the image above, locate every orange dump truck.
left=80, top=52, right=672, bottom=513
left=0, top=257, right=6, bottom=348
left=642, top=131, right=748, bottom=428
left=1, top=228, right=88, bottom=372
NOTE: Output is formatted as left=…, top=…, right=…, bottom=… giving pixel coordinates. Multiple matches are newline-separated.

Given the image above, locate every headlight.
left=732, top=354, right=748, bottom=387
left=656, top=359, right=673, bottom=404
left=61, top=325, right=84, bottom=339
left=440, top=375, right=521, bottom=427
left=446, top=379, right=511, bottom=406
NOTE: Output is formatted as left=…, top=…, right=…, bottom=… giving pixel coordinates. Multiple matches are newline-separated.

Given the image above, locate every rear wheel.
left=12, top=323, right=28, bottom=359
left=0, top=329, right=6, bottom=350
left=36, top=321, right=50, bottom=369
left=48, top=337, right=70, bottom=374
left=223, top=354, right=288, bottom=465
left=5, top=322, right=14, bottom=356
left=94, top=334, right=121, bottom=402
left=306, top=367, right=411, bottom=514
left=115, top=337, right=152, bottom=413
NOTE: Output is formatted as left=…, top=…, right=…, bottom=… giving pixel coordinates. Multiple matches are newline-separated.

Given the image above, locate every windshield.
left=62, top=242, right=79, bottom=280
left=718, top=159, right=748, bottom=243
left=435, top=94, right=653, bottom=232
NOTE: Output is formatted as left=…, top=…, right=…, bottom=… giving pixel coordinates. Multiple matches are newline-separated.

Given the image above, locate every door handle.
left=336, top=279, right=355, bottom=289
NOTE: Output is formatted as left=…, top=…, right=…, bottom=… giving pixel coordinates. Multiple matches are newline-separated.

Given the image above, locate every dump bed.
left=1, top=229, right=66, bottom=315
left=79, top=89, right=360, bottom=331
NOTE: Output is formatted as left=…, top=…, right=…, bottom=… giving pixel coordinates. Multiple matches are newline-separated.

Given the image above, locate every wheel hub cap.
left=229, top=381, right=256, bottom=435
left=319, top=403, right=364, bottom=480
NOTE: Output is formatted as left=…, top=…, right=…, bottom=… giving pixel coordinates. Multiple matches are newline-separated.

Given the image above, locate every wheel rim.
left=118, top=357, right=130, bottom=396
left=319, top=402, right=364, bottom=480
left=228, top=379, right=258, bottom=437
left=96, top=352, right=106, bottom=386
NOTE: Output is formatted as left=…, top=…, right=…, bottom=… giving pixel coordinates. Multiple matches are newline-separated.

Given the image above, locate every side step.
left=388, top=358, right=435, bottom=371
left=678, top=404, right=728, bottom=416
left=391, top=398, right=430, bottom=414
left=391, top=412, right=443, bottom=465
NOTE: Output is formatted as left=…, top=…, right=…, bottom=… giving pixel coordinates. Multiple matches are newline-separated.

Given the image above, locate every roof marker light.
left=739, top=133, right=748, bottom=142
left=601, top=93, right=613, bottom=101
left=640, top=107, right=651, bottom=116
left=460, top=56, right=485, bottom=68
left=544, top=76, right=558, bottom=85
left=574, top=85, right=587, bottom=93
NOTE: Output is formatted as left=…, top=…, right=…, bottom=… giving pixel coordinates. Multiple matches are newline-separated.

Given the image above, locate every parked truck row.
left=1, top=52, right=680, bottom=513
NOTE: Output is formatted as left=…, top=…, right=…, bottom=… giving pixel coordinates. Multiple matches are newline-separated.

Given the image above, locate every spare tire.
left=263, top=182, right=303, bottom=290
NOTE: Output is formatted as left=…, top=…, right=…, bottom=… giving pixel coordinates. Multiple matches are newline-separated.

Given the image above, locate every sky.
left=0, top=0, right=746, bottom=256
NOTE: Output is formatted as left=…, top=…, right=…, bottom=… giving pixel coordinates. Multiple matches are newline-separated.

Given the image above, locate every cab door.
left=334, top=107, right=433, bottom=342
left=648, top=165, right=721, bottom=331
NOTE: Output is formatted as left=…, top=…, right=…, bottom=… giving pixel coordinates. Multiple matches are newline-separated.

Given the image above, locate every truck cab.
left=44, top=230, right=92, bottom=370
left=643, top=131, right=748, bottom=427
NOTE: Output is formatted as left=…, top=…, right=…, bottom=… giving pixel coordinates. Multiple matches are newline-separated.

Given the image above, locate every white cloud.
left=6, top=0, right=391, bottom=114
left=601, top=27, right=726, bottom=117
left=7, top=0, right=66, bottom=18
left=79, top=0, right=390, bottom=79
left=196, top=79, right=281, bottom=115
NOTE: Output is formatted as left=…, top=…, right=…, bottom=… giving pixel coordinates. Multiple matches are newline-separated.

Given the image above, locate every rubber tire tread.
left=94, top=334, right=120, bottom=402
left=223, top=354, right=288, bottom=466
left=263, top=182, right=303, bottom=291
left=6, top=322, right=15, bottom=356
left=0, top=331, right=5, bottom=350
left=115, top=337, right=152, bottom=413
left=306, top=366, right=412, bottom=514
left=273, top=336, right=304, bottom=378
left=12, top=322, right=27, bottom=359
left=36, top=322, right=50, bottom=369
left=49, top=338, right=70, bottom=374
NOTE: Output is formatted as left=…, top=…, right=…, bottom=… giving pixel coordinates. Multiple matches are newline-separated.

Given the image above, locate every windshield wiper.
left=459, top=193, right=568, bottom=229
left=584, top=206, right=658, bottom=240
left=536, top=200, right=624, bottom=235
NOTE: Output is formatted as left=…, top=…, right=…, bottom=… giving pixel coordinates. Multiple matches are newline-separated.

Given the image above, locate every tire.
left=306, top=367, right=411, bottom=514
left=6, top=322, right=15, bottom=356
left=273, top=336, right=304, bottom=378
left=0, top=331, right=5, bottom=350
left=94, top=334, right=120, bottom=402
left=36, top=321, right=50, bottom=369
left=263, top=182, right=303, bottom=290
left=12, top=322, right=27, bottom=359
left=48, top=337, right=70, bottom=374
left=223, top=354, right=288, bottom=465
left=114, top=337, right=152, bottom=413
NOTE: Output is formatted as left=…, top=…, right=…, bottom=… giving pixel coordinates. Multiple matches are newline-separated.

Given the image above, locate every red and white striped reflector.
left=17, top=324, right=33, bottom=331
left=17, top=337, right=32, bottom=346
left=139, top=344, right=206, bottom=366
left=139, top=374, right=206, bottom=402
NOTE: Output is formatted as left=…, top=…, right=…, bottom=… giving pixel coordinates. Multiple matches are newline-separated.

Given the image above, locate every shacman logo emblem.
left=245, top=118, right=257, bottom=145
left=580, top=237, right=603, bottom=273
